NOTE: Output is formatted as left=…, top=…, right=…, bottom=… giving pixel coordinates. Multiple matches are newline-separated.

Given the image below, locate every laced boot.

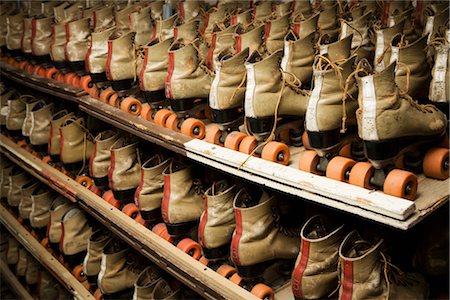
left=64, top=17, right=91, bottom=83
left=0, top=228, right=9, bottom=261
left=428, top=29, right=449, bottom=117
left=60, top=207, right=92, bottom=268
left=6, top=12, right=24, bottom=61
left=173, top=19, right=201, bottom=44
left=92, top=6, right=115, bottom=32
left=38, top=270, right=59, bottom=300
left=150, top=1, right=164, bottom=20
left=89, top=130, right=120, bottom=189
left=234, top=24, right=265, bottom=54
left=230, top=188, right=300, bottom=294
left=423, top=6, right=449, bottom=44
left=338, top=230, right=429, bottom=300
left=16, top=247, right=28, bottom=282
left=230, top=9, right=253, bottom=28
left=373, top=19, right=405, bottom=72
left=97, top=239, right=146, bottom=299
left=339, top=9, right=374, bottom=62
left=0, top=5, right=16, bottom=57
left=153, top=14, right=178, bottom=42
left=0, top=89, right=18, bottom=128
left=150, top=279, right=182, bottom=299
left=25, top=256, right=39, bottom=289
left=253, top=1, right=273, bottom=25
left=29, top=102, right=54, bottom=153
left=161, top=161, right=204, bottom=238
left=198, top=180, right=236, bottom=262
left=83, top=229, right=112, bottom=288
left=21, top=17, right=33, bottom=64
left=202, top=8, right=228, bottom=45
left=134, top=155, right=170, bottom=224
left=352, top=61, right=448, bottom=199
left=265, top=13, right=291, bottom=54
left=273, top=1, right=292, bottom=17
left=129, top=6, right=154, bottom=47
left=6, top=96, right=27, bottom=136
left=132, top=266, right=164, bottom=299
left=291, top=12, right=319, bottom=39
left=388, top=7, right=418, bottom=42
left=21, top=96, right=40, bottom=144
left=31, top=16, right=54, bottom=72
left=59, top=117, right=94, bottom=171
left=7, top=167, right=30, bottom=210
left=0, top=160, right=14, bottom=200
left=178, top=0, right=203, bottom=23
left=108, top=137, right=141, bottom=203
left=292, top=0, right=313, bottom=16
left=30, top=186, right=55, bottom=239
left=138, top=37, right=174, bottom=120
left=48, top=196, right=74, bottom=253
left=48, top=110, right=74, bottom=162
left=317, top=33, right=353, bottom=62
left=206, top=23, right=239, bottom=70
left=6, top=237, right=19, bottom=268
left=291, top=215, right=346, bottom=300
left=114, top=5, right=137, bottom=32
left=18, top=179, right=39, bottom=222
left=317, top=3, right=339, bottom=36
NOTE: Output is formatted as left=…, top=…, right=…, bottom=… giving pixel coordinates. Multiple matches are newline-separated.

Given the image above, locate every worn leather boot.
left=65, top=17, right=91, bottom=74
left=48, top=110, right=75, bottom=162
left=173, top=19, right=200, bottom=44
left=87, top=26, right=117, bottom=88
left=92, top=6, right=115, bottom=32
left=6, top=13, right=24, bottom=59
left=108, top=137, right=141, bottom=202
left=338, top=231, right=429, bottom=300
left=60, top=207, right=92, bottom=265
left=253, top=1, right=273, bottom=24
left=21, top=97, right=40, bottom=142
left=129, top=6, right=154, bottom=46
left=16, top=247, right=28, bottom=281
left=0, top=226, right=9, bottom=260
left=21, top=17, right=33, bottom=60
left=291, top=215, right=346, bottom=299
left=0, top=161, right=14, bottom=199
left=6, top=237, right=19, bottom=267
left=291, top=13, right=319, bottom=40
left=132, top=266, right=164, bottom=300
left=30, top=186, right=55, bottom=238
left=50, top=22, right=69, bottom=71
left=114, top=5, right=136, bottom=32
left=38, top=270, right=59, bottom=300
left=234, top=24, right=265, bottom=54
left=161, top=162, right=204, bottom=237
left=150, top=1, right=164, bottom=20
left=292, top=0, right=313, bottom=16
left=230, top=8, right=253, bottom=28
left=59, top=117, right=94, bottom=171
left=18, top=179, right=39, bottom=221
left=134, top=155, right=170, bottom=224
left=206, top=23, right=239, bottom=70
left=265, top=13, right=291, bottom=54
left=429, top=29, right=449, bottom=107
left=0, top=89, right=18, bottom=127
left=153, top=13, right=178, bottom=42
left=230, top=188, right=300, bottom=279
left=106, top=30, right=136, bottom=92
left=318, top=33, right=352, bottom=62
left=48, top=196, right=75, bottom=252
left=373, top=20, right=405, bottom=72
left=151, top=279, right=182, bottom=299
left=6, top=96, right=27, bottom=134
left=7, top=167, right=30, bottom=208
left=31, top=16, right=53, bottom=66
left=25, top=256, right=39, bottom=287
left=198, top=180, right=236, bottom=261
left=202, top=8, right=228, bottom=45
left=30, top=102, right=54, bottom=151
left=317, top=3, right=339, bottom=36
left=83, top=229, right=112, bottom=286
left=178, top=0, right=203, bottom=22
left=89, top=130, right=120, bottom=189
left=339, top=10, right=374, bottom=62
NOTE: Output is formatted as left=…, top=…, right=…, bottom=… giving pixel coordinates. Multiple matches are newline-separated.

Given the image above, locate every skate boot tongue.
left=347, top=240, right=373, bottom=258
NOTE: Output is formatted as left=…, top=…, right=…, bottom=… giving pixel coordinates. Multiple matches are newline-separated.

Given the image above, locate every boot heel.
left=112, top=188, right=136, bottom=203
left=165, top=221, right=197, bottom=238
left=236, top=260, right=272, bottom=279
left=201, top=244, right=230, bottom=261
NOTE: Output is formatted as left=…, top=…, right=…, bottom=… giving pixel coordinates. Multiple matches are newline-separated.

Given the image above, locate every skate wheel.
left=151, top=223, right=174, bottom=242
left=45, top=67, right=59, bottom=80
left=120, top=97, right=142, bottom=116
left=224, top=131, right=247, bottom=150
left=383, top=169, right=418, bottom=200
left=34, top=66, right=46, bottom=77
left=181, top=118, right=206, bottom=139
left=239, top=135, right=259, bottom=155
left=18, top=61, right=28, bottom=70
left=154, top=109, right=175, bottom=127
left=261, top=142, right=290, bottom=165
left=166, top=113, right=180, bottom=131
left=94, top=289, right=103, bottom=300
left=349, top=162, right=375, bottom=189
left=251, top=283, right=274, bottom=300
left=72, top=265, right=87, bottom=282
left=6, top=57, right=15, bottom=65
left=299, top=150, right=320, bottom=174
left=140, top=103, right=152, bottom=120
left=102, top=190, right=115, bottom=202
left=64, top=73, right=77, bottom=85
left=199, top=256, right=209, bottom=266
left=76, top=175, right=93, bottom=189
left=339, top=143, right=352, bottom=158
left=177, top=238, right=202, bottom=260
left=229, top=273, right=243, bottom=286
left=205, top=124, right=223, bottom=146
left=42, top=155, right=52, bottom=164
left=25, top=63, right=35, bottom=73
left=423, top=147, right=449, bottom=180
left=40, top=238, right=50, bottom=250
left=216, top=264, right=236, bottom=279
left=99, top=88, right=116, bottom=104
left=56, top=72, right=65, bottom=83
left=325, top=156, right=356, bottom=182
left=106, top=196, right=121, bottom=209
left=89, top=85, right=100, bottom=100
left=72, top=75, right=81, bottom=87
left=89, top=184, right=102, bottom=196
left=108, top=93, right=118, bottom=106
left=302, top=131, right=312, bottom=150
left=82, top=280, right=91, bottom=290
left=80, top=75, right=93, bottom=93
left=122, top=203, right=140, bottom=219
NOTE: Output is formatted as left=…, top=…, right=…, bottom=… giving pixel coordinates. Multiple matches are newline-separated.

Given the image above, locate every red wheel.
left=229, top=273, right=243, bottom=286
left=205, top=124, right=223, bottom=145
left=40, top=238, right=49, bottom=248
left=120, top=97, right=142, bottom=116
left=239, top=135, right=258, bottom=155
left=106, top=196, right=121, bottom=209
left=151, top=223, right=174, bottom=242
left=72, top=75, right=81, bottom=87
left=199, top=256, right=209, bottom=266
left=56, top=72, right=65, bottom=82
left=166, top=113, right=180, bottom=131
left=302, top=131, right=312, bottom=150
left=36, top=66, right=47, bottom=77
left=325, top=156, right=356, bottom=182
left=181, top=118, right=206, bottom=139
left=154, top=109, right=175, bottom=126
left=80, top=75, right=93, bottom=93
left=108, top=93, right=119, bottom=107
left=216, top=264, right=236, bottom=279
left=423, top=147, right=449, bottom=180
left=99, top=88, right=116, bottom=104
left=383, top=169, right=418, bottom=200
left=42, top=155, right=52, bottom=164
left=18, top=61, right=28, bottom=70
left=339, top=143, right=352, bottom=158
left=76, top=175, right=93, bottom=189
left=102, top=190, right=114, bottom=202
left=261, top=142, right=290, bottom=165
left=177, top=238, right=202, bottom=260
left=251, top=283, right=274, bottom=300
left=65, top=73, right=77, bottom=85
left=72, top=265, right=87, bottom=282
left=140, top=103, right=152, bottom=120
left=94, top=289, right=103, bottom=300
left=89, top=86, right=100, bottom=100
left=89, top=184, right=102, bottom=196
left=224, top=131, right=247, bottom=150
left=122, top=203, right=140, bottom=219
left=349, top=162, right=375, bottom=189
left=298, top=150, right=320, bottom=174
left=25, top=63, right=35, bottom=73
left=45, top=67, right=59, bottom=79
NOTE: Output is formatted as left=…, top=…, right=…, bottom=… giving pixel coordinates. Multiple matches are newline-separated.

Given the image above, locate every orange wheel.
left=6, top=57, right=15, bottom=65
left=17, top=140, right=28, bottom=148
left=166, top=113, right=180, bottom=131
left=140, top=103, right=152, bottom=120
left=102, top=190, right=114, bottom=202
left=82, top=280, right=91, bottom=290
left=383, top=169, right=418, bottom=200
left=45, top=67, right=59, bottom=79
left=181, top=118, right=206, bottom=139
left=65, top=73, right=77, bottom=85
left=199, top=256, right=209, bottom=266
left=89, top=184, right=102, bottom=196
left=423, top=147, right=449, bottom=180
left=106, top=196, right=121, bottom=209
left=72, top=75, right=81, bottom=87
left=25, top=63, right=35, bottom=73
left=122, top=203, right=140, bottom=219
left=339, top=143, right=352, bottom=158
left=18, top=61, right=28, bottom=70
left=151, top=223, right=174, bottom=242
left=224, top=131, right=247, bottom=150
left=299, top=150, right=320, bottom=174
left=108, top=93, right=119, bottom=107
left=94, top=289, right=103, bottom=300
left=40, top=238, right=49, bottom=248
left=239, top=135, right=258, bottom=155
left=76, top=175, right=93, bottom=189
left=99, top=88, right=116, bottom=104
left=154, top=109, right=175, bottom=127
left=216, top=264, right=236, bottom=278
left=229, top=273, right=243, bottom=286
left=302, top=131, right=312, bottom=150
left=72, top=265, right=87, bottom=282
left=204, top=124, right=223, bottom=145
left=134, top=214, right=148, bottom=227
left=349, top=162, right=375, bottom=189
left=177, top=238, right=202, bottom=260
left=251, top=283, right=274, bottom=300
left=17, top=216, right=23, bottom=224
left=325, top=156, right=356, bottom=182
left=120, top=97, right=142, bottom=116
left=80, top=75, right=93, bottom=93
left=261, top=141, right=290, bottom=165
left=89, top=86, right=100, bottom=99
left=56, top=72, right=65, bottom=83
left=34, top=66, right=46, bottom=77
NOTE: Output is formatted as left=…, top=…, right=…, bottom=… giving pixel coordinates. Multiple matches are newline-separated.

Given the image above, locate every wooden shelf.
left=1, top=62, right=448, bottom=230
left=0, top=259, right=34, bottom=300
left=0, top=206, right=93, bottom=300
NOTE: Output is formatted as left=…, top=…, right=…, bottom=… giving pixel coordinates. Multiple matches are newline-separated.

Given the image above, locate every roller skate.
left=5, top=12, right=25, bottom=67
left=89, top=130, right=120, bottom=190
left=17, top=180, right=39, bottom=226
left=373, top=17, right=405, bottom=72
left=6, top=237, right=19, bottom=270
left=0, top=88, right=18, bottom=130
left=0, top=3, right=16, bottom=61
left=16, top=247, right=28, bottom=283
left=133, top=266, right=164, bottom=299
left=348, top=61, right=448, bottom=200
left=7, top=167, right=30, bottom=214
left=83, top=229, right=112, bottom=292
left=48, top=196, right=75, bottom=255
left=20, top=96, right=41, bottom=145
left=160, top=40, right=211, bottom=139
left=38, top=270, right=59, bottom=299
left=29, top=186, right=56, bottom=240
left=264, top=13, right=291, bottom=55
left=28, top=101, right=54, bottom=157
left=46, top=109, right=75, bottom=167
left=25, top=255, right=39, bottom=291
left=229, top=188, right=301, bottom=300
left=233, top=23, right=265, bottom=54
left=28, top=16, right=55, bottom=78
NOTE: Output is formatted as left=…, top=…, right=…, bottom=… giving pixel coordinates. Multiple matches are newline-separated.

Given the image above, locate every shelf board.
left=0, top=259, right=34, bottom=300
left=0, top=206, right=93, bottom=300
left=1, top=63, right=448, bottom=230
